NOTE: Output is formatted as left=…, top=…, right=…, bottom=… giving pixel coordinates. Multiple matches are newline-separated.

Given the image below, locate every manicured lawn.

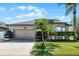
left=32, top=41, right=79, bottom=56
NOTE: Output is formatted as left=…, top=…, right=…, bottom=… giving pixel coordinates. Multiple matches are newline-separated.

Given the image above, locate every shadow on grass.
left=73, top=45, right=79, bottom=49
left=31, top=42, right=60, bottom=56
left=36, top=39, right=78, bottom=42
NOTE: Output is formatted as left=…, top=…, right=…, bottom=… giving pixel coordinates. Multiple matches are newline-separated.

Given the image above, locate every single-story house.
left=0, top=21, right=9, bottom=41
left=8, top=19, right=71, bottom=40
left=0, top=21, right=8, bottom=31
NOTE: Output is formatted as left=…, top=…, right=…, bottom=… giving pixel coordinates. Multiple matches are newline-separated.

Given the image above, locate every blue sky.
left=0, top=3, right=79, bottom=24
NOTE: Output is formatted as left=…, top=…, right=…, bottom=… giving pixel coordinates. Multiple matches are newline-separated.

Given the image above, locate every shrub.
left=35, top=31, right=48, bottom=39
left=76, top=29, right=79, bottom=40
left=53, top=31, right=75, bottom=40
left=31, top=42, right=60, bottom=56
left=36, top=31, right=75, bottom=40
left=4, top=30, right=13, bottom=38
left=77, top=29, right=79, bottom=35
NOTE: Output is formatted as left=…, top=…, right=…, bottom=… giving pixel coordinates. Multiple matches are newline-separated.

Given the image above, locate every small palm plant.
left=34, top=18, right=55, bottom=55
left=34, top=18, right=48, bottom=45
left=46, top=24, right=55, bottom=40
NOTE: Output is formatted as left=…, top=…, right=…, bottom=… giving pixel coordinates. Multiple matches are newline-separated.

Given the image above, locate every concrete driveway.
left=0, top=42, right=35, bottom=56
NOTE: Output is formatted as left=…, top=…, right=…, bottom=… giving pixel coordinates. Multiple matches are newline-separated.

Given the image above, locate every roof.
left=48, top=19, right=71, bottom=26
left=9, top=19, right=71, bottom=26
left=0, top=21, right=8, bottom=28
left=9, top=20, right=35, bottom=26
left=0, top=21, right=7, bottom=25
left=53, top=22, right=71, bottom=26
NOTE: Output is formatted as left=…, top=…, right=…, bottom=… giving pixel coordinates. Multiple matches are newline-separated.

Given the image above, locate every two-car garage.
left=14, top=29, right=35, bottom=41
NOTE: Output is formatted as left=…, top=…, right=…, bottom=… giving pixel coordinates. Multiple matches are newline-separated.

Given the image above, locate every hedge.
left=53, top=31, right=75, bottom=36
left=36, top=31, right=75, bottom=39
left=4, top=30, right=13, bottom=38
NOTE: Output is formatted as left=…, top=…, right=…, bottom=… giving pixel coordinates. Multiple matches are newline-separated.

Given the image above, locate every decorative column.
left=65, top=26, right=69, bottom=31
left=61, top=27, right=63, bottom=31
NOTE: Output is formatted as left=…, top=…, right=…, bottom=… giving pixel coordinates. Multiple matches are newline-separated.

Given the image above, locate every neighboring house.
left=8, top=19, right=71, bottom=40
left=0, top=21, right=8, bottom=31
left=0, top=21, right=9, bottom=41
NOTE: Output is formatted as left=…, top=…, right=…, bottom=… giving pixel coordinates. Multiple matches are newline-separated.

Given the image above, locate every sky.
left=0, top=3, right=79, bottom=24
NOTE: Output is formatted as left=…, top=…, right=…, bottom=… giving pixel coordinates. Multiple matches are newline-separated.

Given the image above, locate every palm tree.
left=35, top=18, right=48, bottom=43
left=34, top=18, right=48, bottom=55
left=34, top=18, right=55, bottom=55
left=59, top=3, right=77, bottom=39
left=70, top=17, right=79, bottom=30
left=66, top=3, right=77, bottom=39
left=46, top=24, right=55, bottom=40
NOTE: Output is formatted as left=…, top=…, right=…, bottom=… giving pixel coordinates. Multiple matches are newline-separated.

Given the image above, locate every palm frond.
left=65, top=4, right=74, bottom=16
left=65, top=3, right=72, bottom=9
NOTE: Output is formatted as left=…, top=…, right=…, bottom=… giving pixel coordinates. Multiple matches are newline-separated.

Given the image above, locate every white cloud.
left=10, top=6, right=27, bottom=11
left=5, top=17, right=12, bottom=20
left=57, top=15, right=71, bottom=23
left=10, top=5, right=47, bottom=13
left=15, top=6, right=47, bottom=19
left=7, top=5, right=48, bottom=24
left=27, top=5, right=36, bottom=11
left=17, top=6, right=26, bottom=11
left=0, top=7, right=6, bottom=12
left=10, top=5, right=47, bottom=19
left=26, top=12, right=34, bottom=16
left=16, top=13, right=34, bottom=18
left=16, top=11, right=46, bottom=19
left=16, top=15, right=23, bottom=18
left=59, top=16, right=65, bottom=19
left=10, top=8, right=14, bottom=11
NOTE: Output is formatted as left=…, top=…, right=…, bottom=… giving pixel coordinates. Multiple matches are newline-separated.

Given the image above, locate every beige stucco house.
left=8, top=19, right=71, bottom=40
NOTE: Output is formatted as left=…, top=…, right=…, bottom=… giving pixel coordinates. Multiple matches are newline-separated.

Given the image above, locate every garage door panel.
left=14, top=29, right=35, bottom=40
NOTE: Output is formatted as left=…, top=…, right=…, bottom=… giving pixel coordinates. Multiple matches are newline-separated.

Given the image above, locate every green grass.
left=32, top=41, right=79, bottom=56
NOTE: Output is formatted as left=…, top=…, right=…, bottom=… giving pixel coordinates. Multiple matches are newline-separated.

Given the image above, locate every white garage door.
left=14, top=29, right=35, bottom=40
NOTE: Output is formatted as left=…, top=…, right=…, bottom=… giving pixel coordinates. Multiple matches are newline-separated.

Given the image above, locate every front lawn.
left=32, top=41, right=79, bottom=56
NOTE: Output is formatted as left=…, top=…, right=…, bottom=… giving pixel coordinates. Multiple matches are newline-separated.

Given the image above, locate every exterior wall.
left=9, top=25, right=36, bottom=39
left=55, top=24, right=65, bottom=28
left=9, top=25, right=34, bottom=32
left=9, top=24, right=70, bottom=32
left=55, top=24, right=69, bottom=31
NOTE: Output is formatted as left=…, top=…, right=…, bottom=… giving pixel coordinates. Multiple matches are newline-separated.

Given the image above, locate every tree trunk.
left=42, top=31, right=44, bottom=44
left=73, top=3, right=77, bottom=40
left=41, top=31, right=44, bottom=55
left=47, top=31, right=49, bottom=41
